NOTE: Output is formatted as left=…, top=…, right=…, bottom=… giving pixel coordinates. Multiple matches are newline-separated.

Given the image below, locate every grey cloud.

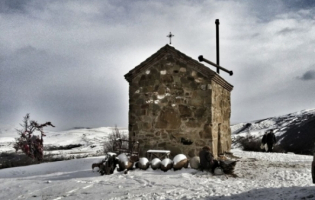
left=284, top=0, right=315, bottom=10
left=0, top=0, right=28, bottom=13
left=297, top=70, right=315, bottom=81
left=251, top=33, right=260, bottom=38
left=277, top=28, right=296, bottom=35
left=239, top=0, right=315, bottom=23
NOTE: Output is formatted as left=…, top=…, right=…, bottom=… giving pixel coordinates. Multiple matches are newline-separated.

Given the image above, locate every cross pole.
left=166, top=32, right=174, bottom=45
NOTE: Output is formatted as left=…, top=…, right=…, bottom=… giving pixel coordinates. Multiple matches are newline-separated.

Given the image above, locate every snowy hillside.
left=0, top=127, right=128, bottom=158
left=231, top=108, right=315, bottom=154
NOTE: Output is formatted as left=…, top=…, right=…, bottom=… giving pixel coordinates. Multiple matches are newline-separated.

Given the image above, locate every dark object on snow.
left=312, top=154, right=315, bottom=184
left=92, top=162, right=102, bottom=172
left=173, top=154, right=189, bottom=171
left=135, top=157, right=150, bottom=170
left=160, top=158, right=173, bottom=172
left=116, top=153, right=135, bottom=174
left=199, top=146, right=215, bottom=172
left=99, top=154, right=117, bottom=175
left=262, top=129, right=277, bottom=152
left=150, top=158, right=161, bottom=170
left=261, top=133, right=267, bottom=145
left=219, top=160, right=237, bottom=174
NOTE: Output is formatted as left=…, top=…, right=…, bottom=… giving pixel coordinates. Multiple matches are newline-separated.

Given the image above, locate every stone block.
left=161, top=74, right=174, bottom=83
left=157, top=86, right=166, bottom=95
left=142, top=122, right=152, bottom=131
left=195, top=107, right=206, bottom=119
left=198, top=90, right=210, bottom=97
left=180, top=77, right=189, bottom=84
left=179, top=67, right=186, bottom=73
left=158, top=142, right=166, bottom=148
left=136, top=98, right=145, bottom=105
left=178, top=104, right=192, bottom=118
left=203, top=124, right=212, bottom=139
left=185, top=118, right=201, bottom=127
left=155, top=108, right=181, bottom=130
left=165, top=144, right=182, bottom=157
left=190, top=97, right=203, bottom=107
left=195, top=140, right=206, bottom=146
left=161, top=131, right=168, bottom=139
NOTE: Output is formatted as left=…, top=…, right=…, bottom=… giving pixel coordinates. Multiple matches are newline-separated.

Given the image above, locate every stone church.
left=124, top=44, right=233, bottom=158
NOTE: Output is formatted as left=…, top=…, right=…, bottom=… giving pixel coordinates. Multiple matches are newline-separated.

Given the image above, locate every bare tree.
left=14, top=114, right=55, bottom=161
left=103, top=125, right=128, bottom=153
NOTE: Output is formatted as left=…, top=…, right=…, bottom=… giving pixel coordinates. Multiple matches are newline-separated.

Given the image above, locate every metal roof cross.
left=166, top=32, right=174, bottom=45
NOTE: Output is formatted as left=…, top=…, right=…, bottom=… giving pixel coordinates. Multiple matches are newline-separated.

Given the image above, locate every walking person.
left=261, top=132, right=268, bottom=152
left=266, top=129, right=277, bottom=152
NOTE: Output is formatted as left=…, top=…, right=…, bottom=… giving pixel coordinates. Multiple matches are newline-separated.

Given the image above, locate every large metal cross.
left=166, top=32, right=174, bottom=45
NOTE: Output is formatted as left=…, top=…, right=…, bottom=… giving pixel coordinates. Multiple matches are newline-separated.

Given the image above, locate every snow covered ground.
left=1, top=126, right=315, bottom=199
left=0, top=149, right=314, bottom=200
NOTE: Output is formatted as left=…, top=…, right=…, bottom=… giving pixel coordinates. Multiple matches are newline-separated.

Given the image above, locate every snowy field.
left=0, top=150, right=314, bottom=200
left=1, top=126, right=315, bottom=199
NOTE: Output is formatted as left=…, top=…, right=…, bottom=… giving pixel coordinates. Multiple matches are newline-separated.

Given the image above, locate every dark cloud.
left=277, top=28, right=296, bottom=35
left=239, top=0, right=315, bottom=22
left=0, top=0, right=27, bottom=13
left=284, top=0, right=315, bottom=10
left=298, top=70, right=315, bottom=81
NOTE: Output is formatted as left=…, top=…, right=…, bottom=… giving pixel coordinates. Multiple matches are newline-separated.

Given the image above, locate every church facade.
left=124, top=44, right=233, bottom=158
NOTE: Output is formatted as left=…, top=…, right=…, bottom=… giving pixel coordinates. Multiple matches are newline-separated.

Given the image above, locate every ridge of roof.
left=124, top=44, right=233, bottom=92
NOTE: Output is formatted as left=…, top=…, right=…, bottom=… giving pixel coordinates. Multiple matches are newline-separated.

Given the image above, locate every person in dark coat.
left=99, top=154, right=117, bottom=175
left=265, top=129, right=277, bottom=152
left=199, top=146, right=216, bottom=172
left=261, top=132, right=268, bottom=151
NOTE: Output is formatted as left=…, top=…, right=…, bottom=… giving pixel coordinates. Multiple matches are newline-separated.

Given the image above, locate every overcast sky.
left=1, top=0, right=315, bottom=131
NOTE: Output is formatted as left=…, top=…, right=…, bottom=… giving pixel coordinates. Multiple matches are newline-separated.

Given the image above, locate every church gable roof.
left=124, top=44, right=233, bottom=92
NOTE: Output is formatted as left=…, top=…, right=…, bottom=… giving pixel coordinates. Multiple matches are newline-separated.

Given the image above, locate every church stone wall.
left=210, top=81, right=232, bottom=157
left=128, top=53, right=231, bottom=158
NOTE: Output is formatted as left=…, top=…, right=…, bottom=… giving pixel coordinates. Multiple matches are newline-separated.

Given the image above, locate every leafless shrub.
left=14, top=114, right=55, bottom=161
left=103, top=125, right=128, bottom=153
left=238, top=135, right=262, bottom=152
left=0, top=152, right=40, bottom=169
left=273, top=144, right=285, bottom=153
left=234, top=135, right=284, bottom=153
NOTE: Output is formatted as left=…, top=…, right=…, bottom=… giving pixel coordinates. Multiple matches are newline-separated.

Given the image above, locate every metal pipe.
left=215, top=19, right=220, bottom=74
left=198, top=55, right=233, bottom=76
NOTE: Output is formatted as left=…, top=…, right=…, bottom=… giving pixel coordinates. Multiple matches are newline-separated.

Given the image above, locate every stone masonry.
left=125, top=45, right=233, bottom=158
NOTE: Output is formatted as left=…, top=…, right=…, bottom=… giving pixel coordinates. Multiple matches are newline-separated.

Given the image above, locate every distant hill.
left=231, top=108, right=315, bottom=155
left=0, top=126, right=128, bottom=155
